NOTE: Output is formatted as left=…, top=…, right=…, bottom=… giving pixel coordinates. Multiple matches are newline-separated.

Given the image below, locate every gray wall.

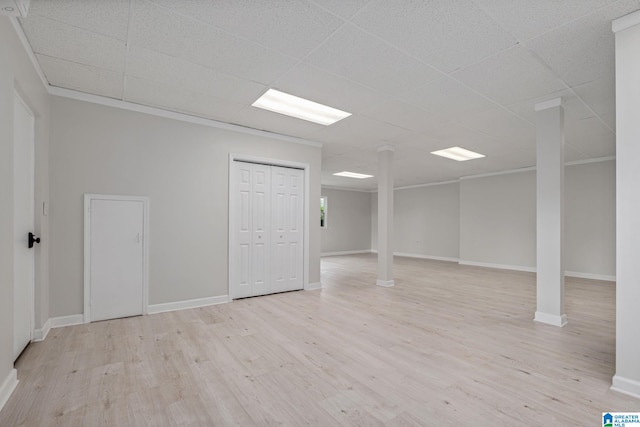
left=0, top=16, right=51, bottom=393
left=320, top=188, right=371, bottom=254
left=459, top=171, right=537, bottom=268
left=49, top=96, right=321, bottom=316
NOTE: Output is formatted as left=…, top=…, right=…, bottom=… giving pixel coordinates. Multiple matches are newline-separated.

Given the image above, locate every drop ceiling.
left=18, top=0, right=640, bottom=190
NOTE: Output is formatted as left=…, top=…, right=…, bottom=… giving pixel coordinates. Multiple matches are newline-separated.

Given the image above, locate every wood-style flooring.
left=1, top=254, right=639, bottom=426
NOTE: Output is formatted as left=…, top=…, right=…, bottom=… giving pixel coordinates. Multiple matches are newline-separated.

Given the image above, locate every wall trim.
left=49, top=87, right=322, bottom=149
left=394, top=252, right=460, bottom=263
left=534, top=311, right=568, bottom=327
left=611, top=375, right=640, bottom=399
left=305, top=282, right=322, bottom=291
left=394, top=179, right=459, bottom=191
left=565, top=156, right=615, bottom=167
left=0, top=369, right=18, bottom=413
left=9, top=17, right=49, bottom=90
left=148, top=295, right=229, bottom=315
left=458, top=260, right=537, bottom=273
left=48, top=314, right=85, bottom=329
left=376, top=279, right=395, bottom=287
left=612, top=9, right=640, bottom=33
left=32, top=318, right=52, bottom=342
left=565, top=271, right=615, bottom=282
left=322, top=250, right=372, bottom=257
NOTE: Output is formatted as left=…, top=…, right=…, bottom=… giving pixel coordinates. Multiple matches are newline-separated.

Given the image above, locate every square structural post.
left=534, top=98, right=567, bottom=327
left=377, top=145, right=394, bottom=287
left=612, top=10, right=640, bottom=399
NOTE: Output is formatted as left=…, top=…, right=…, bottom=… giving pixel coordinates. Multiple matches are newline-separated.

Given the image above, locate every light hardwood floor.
left=1, top=254, right=639, bottom=426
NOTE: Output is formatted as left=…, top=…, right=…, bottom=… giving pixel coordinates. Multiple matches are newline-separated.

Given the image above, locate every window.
left=320, top=196, right=327, bottom=228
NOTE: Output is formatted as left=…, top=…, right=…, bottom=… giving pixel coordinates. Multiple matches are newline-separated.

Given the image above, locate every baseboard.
left=0, top=369, right=18, bottom=413
left=459, top=260, right=537, bottom=273
left=534, top=311, right=568, bottom=327
left=49, top=314, right=85, bottom=328
left=611, top=375, right=640, bottom=399
left=32, top=318, right=52, bottom=342
left=148, top=295, right=229, bottom=314
left=321, top=250, right=372, bottom=257
left=565, top=271, right=616, bottom=282
left=394, top=252, right=459, bottom=263
left=376, top=279, right=395, bottom=287
left=305, top=281, right=322, bottom=291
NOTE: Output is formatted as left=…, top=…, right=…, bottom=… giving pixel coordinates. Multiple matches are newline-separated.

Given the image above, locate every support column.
left=534, top=97, right=567, bottom=327
left=377, top=145, right=394, bottom=287
left=612, top=10, right=640, bottom=398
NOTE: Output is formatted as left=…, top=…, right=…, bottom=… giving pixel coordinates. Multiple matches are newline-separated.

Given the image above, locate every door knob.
left=28, top=232, right=40, bottom=249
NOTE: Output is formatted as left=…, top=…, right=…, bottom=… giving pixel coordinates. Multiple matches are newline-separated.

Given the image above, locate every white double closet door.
left=232, top=161, right=304, bottom=299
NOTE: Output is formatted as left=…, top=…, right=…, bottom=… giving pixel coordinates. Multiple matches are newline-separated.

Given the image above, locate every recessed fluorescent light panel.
left=251, top=89, right=351, bottom=126
left=333, top=171, right=374, bottom=179
left=430, top=146, right=486, bottom=162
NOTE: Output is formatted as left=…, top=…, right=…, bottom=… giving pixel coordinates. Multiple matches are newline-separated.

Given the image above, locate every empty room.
left=2, top=0, right=640, bottom=425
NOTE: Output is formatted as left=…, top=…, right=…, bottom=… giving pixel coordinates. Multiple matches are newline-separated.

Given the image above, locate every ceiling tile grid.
left=17, top=0, right=640, bottom=190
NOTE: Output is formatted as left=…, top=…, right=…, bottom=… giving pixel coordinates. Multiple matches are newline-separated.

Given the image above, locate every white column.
left=377, top=145, right=394, bottom=287
left=612, top=10, right=640, bottom=399
left=534, top=97, right=567, bottom=327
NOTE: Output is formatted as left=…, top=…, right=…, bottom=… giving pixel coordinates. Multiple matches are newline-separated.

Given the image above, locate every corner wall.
left=49, top=96, right=321, bottom=316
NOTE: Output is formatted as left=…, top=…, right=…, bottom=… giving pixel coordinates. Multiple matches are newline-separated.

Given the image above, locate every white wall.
left=0, top=16, right=50, bottom=405
left=49, top=96, right=321, bottom=317
left=321, top=188, right=371, bottom=254
left=459, top=171, right=537, bottom=269
left=371, top=183, right=460, bottom=260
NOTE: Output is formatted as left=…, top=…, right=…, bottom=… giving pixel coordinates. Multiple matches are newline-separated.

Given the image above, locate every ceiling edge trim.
left=9, top=16, right=49, bottom=90
left=321, top=185, right=374, bottom=193
left=612, top=9, right=640, bottom=33
left=49, top=86, right=323, bottom=149
left=394, top=179, right=460, bottom=191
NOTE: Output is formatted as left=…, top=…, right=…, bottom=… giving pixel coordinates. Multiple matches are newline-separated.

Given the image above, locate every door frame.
left=83, top=194, right=150, bottom=323
left=13, top=89, right=35, bottom=353
left=228, top=154, right=310, bottom=299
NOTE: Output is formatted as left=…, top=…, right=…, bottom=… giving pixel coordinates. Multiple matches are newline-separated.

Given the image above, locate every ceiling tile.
left=572, top=76, right=615, bottom=123
left=20, top=15, right=126, bottom=72
left=126, top=46, right=267, bottom=105
left=38, top=54, right=123, bottom=99
left=524, top=0, right=640, bottom=87
left=565, top=116, right=615, bottom=158
left=455, top=107, right=536, bottom=149
left=124, top=76, right=244, bottom=123
left=129, top=0, right=298, bottom=85
left=361, top=99, right=446, bottom=133
left=273, top=62, right=390, bottom=114
left=397, top=77, right=497, bottom=118
left=148, top=0, right=344, bottom=58
left=226, top=105, right=326, bottom=139
left=452, top=46, right=566, bottom=105
left=471, top=0, right=620, bottom=42
left=309, top=115, right=412, bottom=147
left=352, top=0, right=517, bottom=73
left=309, top=0, right=372, bottom=19
left=306, top=24, right=441, bottom=95
left=27, top=0, right=130, bottom=40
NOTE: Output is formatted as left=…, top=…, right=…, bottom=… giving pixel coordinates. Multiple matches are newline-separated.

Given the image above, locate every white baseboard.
left=321, top=250, right=372, bottom=257
left=534, top=312, right=568, bottom=327
left=0, top=369, right=18, bottom=413
left=32, top=318, right=52, bottom=342
left=565, top=271, right=616, bottom=282
left=611, top=375, right=640, bottom=399
left=148, top=295, right=229, bottom=314
left=376, top=279, right=395, bottom=287
left=459, top=260, right=537, bottom=273
left=49, top=314, right=85, bottom=328
left=305, top=282, right=322, bottom=291
left=394, top=252, right=459, bottom=263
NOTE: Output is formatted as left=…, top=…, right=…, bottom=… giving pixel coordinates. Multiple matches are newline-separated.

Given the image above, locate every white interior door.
left=271, top=166, right=304, bottom=293
left=89, top=198, right=145, bottom=322
left=232, top=161, right=304, bottom=299
left=13, top=92, right=35, bottom=360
